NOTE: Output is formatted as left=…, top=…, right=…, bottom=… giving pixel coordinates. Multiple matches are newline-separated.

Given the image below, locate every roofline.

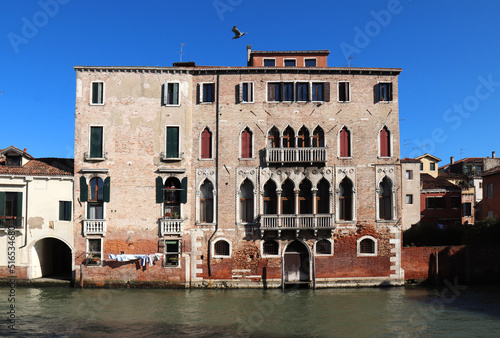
left=74, top=65, right=402, bottom=75
left=250, top=50, right=330, bottom=55
left=415, top=153, right=442, bottom=162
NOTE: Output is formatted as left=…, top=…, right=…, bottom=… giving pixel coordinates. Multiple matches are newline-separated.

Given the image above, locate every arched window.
left=283, top=126, right=295, bottom=148
left=339, top=178, right=353, bottom=221
left=339, top=126, right=351, bottom=157
left=379, top=177, right=393, bottom=220
left=88, top=177, right=103, bottom=219
left=268, top=126, right=280, bottom=148
left=297, top=126, right=310, bottom=148
left=241, top=127, right=253, bottom=158
left=263, top=239, right=279, bottom=256
left=200, top=180, right=214, bottom=223
left=164, top=177, right=181, bottom=219
left=281, top=179, right=295, bottom=214
left=379, top=126, right=391, bottom=157
left=240, top=180, right=254, bottom=223
left=358, top=237, right=376, bottom=255
left=263, top=180, right=277, bottom=214
left=317, top=179, right=330, bottom=214
left=201, top=127, right=212, bottom=159
left=214, top=239, right=230, bottom=257
left=315, top=239, right=332, bottom=255
left=312, top=126, right=325, bottom=148
left=298, top=179, right=312, bottom=214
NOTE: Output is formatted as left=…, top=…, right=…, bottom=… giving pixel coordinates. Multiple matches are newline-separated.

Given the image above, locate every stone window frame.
left=284, top=58, right=297, bottom=67
left=337, top=81, right=350, bottom=103
left=238, top=81, right=254, bottom=104
left=314, top=238, right=333, bottom=256
left=337, top=125, right=353, bottom=159
left=198, top=82, right=215, bottom=104
left=335, top=166, right=356, bottom=223
left=90, top=81, right=104, bottom=105
left=164, top=239, right=182, bottom=268
left=304, top=58, right=317, bottom=67
left=357, top=235, right=377, bottom=257
left=163, top=125, right=183, bottom=161
left=375, top=166, right=397, bottom=223
left=212, top=238, right=232, bottom=258
left=163, top=82, right=181, bottom=106
left=239, top=126, right=254, bottom=160
left=405, top=194, right=413, bottom=205
left=86, top=125, right=105, bottom=161
left=85, top=173, right=108, bottom=221
left=378, top=125, right=393, bottom=159
left=199, top=126, right=214, bottom=160
left=261, top=239, right=280, bottom=258
left=263, top=58, right=276, bottom=67
left=235, top=168, right=258, bottom=226
left=86, top=237, right=103, bottom=267
left=58, top=200, right=72, bottom=222
left=195, top=168, right=217, bottom=226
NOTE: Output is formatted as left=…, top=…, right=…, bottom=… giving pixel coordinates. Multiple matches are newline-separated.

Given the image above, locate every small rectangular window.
left=296, top=83, right=309, bottom=101
left=202, top=83, right=215, bottom=103
left=338, top=82, right=350, bottom=102
left=239, top=82, right=253, bottom=103
left=164, top=83, right=179, bottom=105
left=59, top=201, right=72, bottom=221
left=91, top=82, right=104, bottom=105
left=463, top=202, right=472, bottom=216
left=284, top=59, right=296, bottom=67
left=165, top=240, right=181, bottom=267
left=420, top=162, right=424, bottom=171
left=406, top=170, right=413, bottom=180
left=430, top=162, right=436, bottom=171
left=405, top=195, right=413, bottom=204
left=263, top=59, right=275, bottom=67
left=305, top=59, right=316, bottom=67
left=377, top=82, right=393, bottom=102
left=86, top=238, right=102, bottom=266
left=165, top=126, right=180, bottom=159
left=283, top=83, right=294, bottom=101
left=89, top=126, right=103, bottom=159
left=312, top=83, right=324, bottom=101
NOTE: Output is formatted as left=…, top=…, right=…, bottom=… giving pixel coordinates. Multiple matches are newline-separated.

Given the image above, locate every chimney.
left=247, top=45, right=252, bottom=66
left=493, top=151, right=496, bottom=158
left=450, top=156, right=454, bottom=165
left=24, top=148, right=27, bottom=153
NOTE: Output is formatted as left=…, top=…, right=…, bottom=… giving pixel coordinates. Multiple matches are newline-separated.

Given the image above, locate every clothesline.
left=108, top=253, right=163, bottom=266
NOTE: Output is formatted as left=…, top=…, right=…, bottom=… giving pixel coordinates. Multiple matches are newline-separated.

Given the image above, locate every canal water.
left=2, top=283, right=500, bottom=337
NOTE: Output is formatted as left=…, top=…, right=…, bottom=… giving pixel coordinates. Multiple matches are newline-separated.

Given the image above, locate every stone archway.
left=283, top=240, right=310, bottom=284
left=31, top=238, right=72, bottom=280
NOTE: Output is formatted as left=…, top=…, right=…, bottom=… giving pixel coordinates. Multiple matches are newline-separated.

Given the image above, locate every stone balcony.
left=83, top=219, right=106, bottom=236
left=266, top=147, right=327, bottom=164
left=260, top=214, right=335, bottom=237
left=159, top=218, right=183, bottom=236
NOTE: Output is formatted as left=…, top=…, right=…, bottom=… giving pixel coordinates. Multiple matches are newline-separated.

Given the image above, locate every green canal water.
left=2, top=283, right=500, bottom=337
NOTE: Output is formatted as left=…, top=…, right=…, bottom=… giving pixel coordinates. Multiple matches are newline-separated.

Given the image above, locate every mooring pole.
left=80, top=264, right=84, bottom=289
left=434, top=251, right=439, bottom=286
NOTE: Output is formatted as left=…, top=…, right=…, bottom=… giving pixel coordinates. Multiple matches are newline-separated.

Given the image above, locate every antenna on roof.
left=346, top=56, right=356, bottom=67
left=460, top=148, right=465, bottom=158
left=178, top=43, right=186, bottom=62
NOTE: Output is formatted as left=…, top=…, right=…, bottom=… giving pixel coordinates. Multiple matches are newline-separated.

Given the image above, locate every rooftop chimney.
left=450, top=156, right=454, bottom=165
left=247, top=45, right=252, bottom=66
left=493, top=151, right=496, bottom=159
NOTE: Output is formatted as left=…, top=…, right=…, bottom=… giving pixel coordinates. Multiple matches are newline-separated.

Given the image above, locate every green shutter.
left=166, top=127, right=179, bottom=158
left=156, top=176, right=164, bottom=203
left=80, top=176, right=88, bottom=202
left=181, top=177, right=188, bottom=204
left=16, top=192, right=22, bottom=218
left=90, top=127, right=103, bottom=158
left=103, top=177, right=111, bottom=202
left=173, top=83, right=179, bottom=105
left=0, top=192, right=5, bottom=216
left=59, top=201, right=64, bottom=220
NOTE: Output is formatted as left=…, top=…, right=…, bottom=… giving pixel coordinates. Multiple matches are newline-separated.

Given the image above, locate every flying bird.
left=232, top=26, right=247, bottom=39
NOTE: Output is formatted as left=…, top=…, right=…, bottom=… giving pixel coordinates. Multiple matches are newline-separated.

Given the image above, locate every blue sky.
left=1, top=0, right=500, bottom=164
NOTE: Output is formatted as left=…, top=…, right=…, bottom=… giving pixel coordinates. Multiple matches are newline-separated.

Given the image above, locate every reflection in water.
left=4, top=285, right=500, bottom=337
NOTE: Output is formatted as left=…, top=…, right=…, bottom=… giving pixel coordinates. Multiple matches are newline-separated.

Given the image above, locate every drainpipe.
left=19, top=177, right=30, bottom=249
left=207, top=74, right=220, bottom=278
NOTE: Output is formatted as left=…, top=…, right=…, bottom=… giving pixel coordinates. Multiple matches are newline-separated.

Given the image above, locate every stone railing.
left=83, top=219, right=106, bottom=236
left=266, top=147, right=327, bottom=164
left=159, top=218, right=183, bottom=236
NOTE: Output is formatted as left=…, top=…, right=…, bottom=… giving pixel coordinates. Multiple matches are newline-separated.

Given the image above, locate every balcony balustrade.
left=0, top=217, right=23, bottom=230
left=266, top=147, right=327, bottom=164
left=83, top=219, right=106, bottom=236
left=159, top=218, right=183, bottom=236
left=260, top=214, right=334, bottom=237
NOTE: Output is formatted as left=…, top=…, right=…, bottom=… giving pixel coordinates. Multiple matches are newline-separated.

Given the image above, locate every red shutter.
left=380, top=127, right=390, bottom=157
left=201, top=128, right=212, bottom=158
left=340, top=127, right=350, bottom=157
left=241, top=129, right=252, bottom=158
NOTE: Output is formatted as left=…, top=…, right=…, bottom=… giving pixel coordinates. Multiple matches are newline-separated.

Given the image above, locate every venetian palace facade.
left=73, top=46, right=404, bottom=288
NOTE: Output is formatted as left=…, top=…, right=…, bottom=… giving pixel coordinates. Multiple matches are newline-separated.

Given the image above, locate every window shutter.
left=156, top=176, right=164, bottom=203
left=173, top=83, right=179, bottom=105
left=16, top=192, right=22, bottom=218
left=181, top=177, right=188, bottom=204
left=374, top=84, right=379, bottom=103
left=268, top=84, right=275, bottom=101
left=211, top=84, right=215, bottom=102
left=59, top=201, right=64, bottom=220
left=90, top=127, right=103, bottom=158
left=162, top=83, right=167, bottom=105
left=279, top=83, right=284, bottom=102
left=249, top=83, right=253, bottom=102
left=166, top=127, right=179, bottom=158
left=80, top=176, right=88, bottom=202
left=388, top=83, right=393, bottom=101
left=103, top=177, right=111, bottom=203
left=324, top=82, right=330, bottom=102
left=0, top=192, right=5, bottom=216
